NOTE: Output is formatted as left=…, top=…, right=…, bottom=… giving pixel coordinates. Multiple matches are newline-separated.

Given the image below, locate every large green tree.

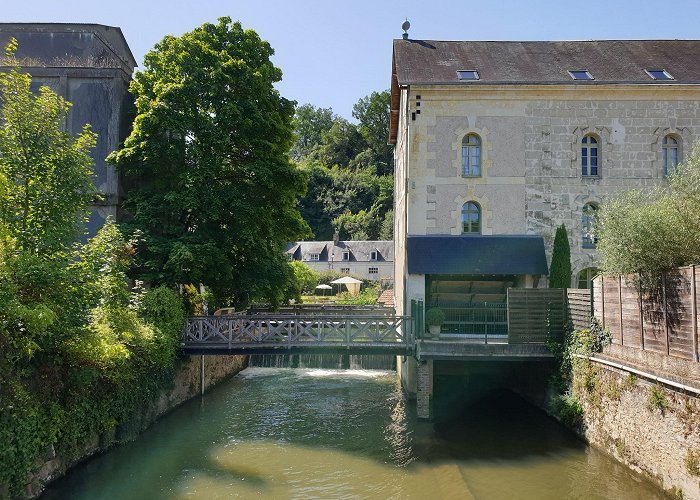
left=352, top=90, right=392, bottom=175
left=110, top=18, right=309, bottom=305
left=0, top=40, right=96, bottom=254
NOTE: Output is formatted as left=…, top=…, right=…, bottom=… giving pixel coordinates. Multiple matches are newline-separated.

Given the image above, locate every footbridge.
left=182, top=309, right=414, bottom=355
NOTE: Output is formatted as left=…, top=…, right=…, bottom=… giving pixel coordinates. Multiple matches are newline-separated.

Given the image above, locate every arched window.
left=582, top=203, right=598, bottom=248
left=461, top=134, right=481, bottom=177
left=462, top=202, right=481, bottom=234
left=577, top=268, right=599, bottom=289
left=581, top=135, right=599, bottom=177
left=662, top=135, right=680, bottom=176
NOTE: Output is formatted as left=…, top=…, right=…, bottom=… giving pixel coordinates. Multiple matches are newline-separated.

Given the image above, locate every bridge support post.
left=200, top=355, right=205, bottom=396
left=417, top=360, right=433, bottom=420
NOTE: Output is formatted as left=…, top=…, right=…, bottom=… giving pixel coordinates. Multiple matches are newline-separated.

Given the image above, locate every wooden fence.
left=567, top=288, right=593, bottom=331
left=593, top=266, right=700, bottom=362
left=507, top=288, right=567, bottom=343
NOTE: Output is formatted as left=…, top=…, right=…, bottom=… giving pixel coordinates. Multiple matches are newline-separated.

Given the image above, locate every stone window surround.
left=581, top=202, right=599, bottom=249
left=652, top=126, right=691, bottom=178
left=571, top=126, right=611, bottom=180
left=461, top=133, right=482, bottom=177
left=451, top=125, right=492, bottom=180
left=450, top=191, right=491, bottom=235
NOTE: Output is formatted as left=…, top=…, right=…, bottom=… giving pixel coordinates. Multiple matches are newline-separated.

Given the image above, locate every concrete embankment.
left=26, top=355, right=248, bottom=498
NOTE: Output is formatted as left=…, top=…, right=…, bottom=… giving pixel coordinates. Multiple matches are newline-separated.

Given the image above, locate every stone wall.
left=26, top=355, right=248, bottom=498
left=566, top=358, right=700, bottom=499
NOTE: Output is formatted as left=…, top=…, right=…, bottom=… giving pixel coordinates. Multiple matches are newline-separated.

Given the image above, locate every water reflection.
left=44, top=367, right=663, bottom=500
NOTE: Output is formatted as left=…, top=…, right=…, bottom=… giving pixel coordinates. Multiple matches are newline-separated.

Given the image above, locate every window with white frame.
left=577, top=268, right=599, bottom=289
left=581, top=135, right=600, bottom=177
left=341, top=267, right=350, bottom=274
left=370, top=250, right=378, bottom=261
left=342, top=250, right=351, bottom=261
left=369, top=267, right=379, bottom=275
left=663, top=135, right=681, bottom=176
left=582, top=203, right=599, bottom=248
left=462, top=201, right=481, bottom=234
left=308, top=253, right=320, bottom=261
left=461, top=134, right=481, bottom=177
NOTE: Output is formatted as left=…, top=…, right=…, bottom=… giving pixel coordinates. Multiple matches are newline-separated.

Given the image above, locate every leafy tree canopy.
left=110, top=18, right=310, bottom=306
left=292, top=90, right=393, bottom=240
left=597, top=142, right=700, bottom=286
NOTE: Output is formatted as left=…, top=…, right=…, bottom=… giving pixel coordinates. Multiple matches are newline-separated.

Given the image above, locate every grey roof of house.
left=393, top=39, right=700, bottom=85
left=0, top=23, right=136, bottom=74
left=287, top=241, right=394, bottom=262
left=407, top=235, right=548, bottom=276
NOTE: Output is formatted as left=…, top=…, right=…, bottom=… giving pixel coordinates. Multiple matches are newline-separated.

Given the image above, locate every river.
left=44, top=366, right=663, bottom=499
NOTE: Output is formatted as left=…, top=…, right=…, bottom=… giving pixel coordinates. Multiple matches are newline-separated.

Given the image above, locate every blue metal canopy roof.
left=407, top=235, right=548, bottom=276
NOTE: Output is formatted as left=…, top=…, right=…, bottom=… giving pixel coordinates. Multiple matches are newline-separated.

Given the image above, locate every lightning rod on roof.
left=402, top=19, right=410, bottom=39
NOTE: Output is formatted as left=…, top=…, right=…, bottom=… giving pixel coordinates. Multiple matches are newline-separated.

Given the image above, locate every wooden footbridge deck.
left=182, top=313, right=414, bottom=355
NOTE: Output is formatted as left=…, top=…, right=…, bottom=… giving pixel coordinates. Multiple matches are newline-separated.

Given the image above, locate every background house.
left=286, top=240, right=394, bottom=283
left=0, top=23, right=135, bottom=236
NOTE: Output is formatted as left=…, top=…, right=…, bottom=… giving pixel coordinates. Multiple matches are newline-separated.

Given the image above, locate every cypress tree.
left=549, top=224, right=572, bottom=288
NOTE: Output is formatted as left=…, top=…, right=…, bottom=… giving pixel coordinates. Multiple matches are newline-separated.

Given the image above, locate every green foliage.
left=109, top=18, right=310, bottom=306
left=549, top=224, right=572, bottom=288
left=0, top=41, right=96, bottom=255
left=291, top=104, right=336, bottom=161
left=648, top=384, right=670, bottom=412
left=597, top=142, right=700, bottom=287
left=551, top=393, right=583, bottom=427
left=335, top=284, right=380, bottom=305
left=139, top=286, right=185, bottom=344
left=293, top=91, right=393, bottom=240
left=426, top=308, right=445, bottom=326
left=685, top=449, right=700, bottom=476
left=352, top=90, right=392, bottom=175
left=289, top=261, right=320, bottom=296
left=379, top=209, right=394, bottom=240
left=568, top=318, right=612, bottom=357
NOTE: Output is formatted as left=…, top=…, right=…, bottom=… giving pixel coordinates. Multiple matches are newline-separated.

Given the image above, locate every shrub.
left=648, top=385, right=670, bottom=412
left=685, top=449, right=700, bottom=476
left=552, top=394, right=583, bottom=427
left=289, top=261, right=319, bottom=295
left=426, top=308, right=445, bottom=326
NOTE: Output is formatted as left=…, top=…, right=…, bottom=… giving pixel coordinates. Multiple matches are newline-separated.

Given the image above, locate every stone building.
left=0, top=23, right=136, bottom=235
left=287, top=240, right=393, bottom=282
left=389, top=36, right=700, bottom=398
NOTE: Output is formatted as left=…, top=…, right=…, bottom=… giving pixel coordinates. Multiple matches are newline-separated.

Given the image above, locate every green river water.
left=44, top=367, right=664, bottom=499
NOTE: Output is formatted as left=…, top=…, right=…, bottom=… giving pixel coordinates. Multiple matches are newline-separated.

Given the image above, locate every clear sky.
left=4, top=0, right=700, bottom=119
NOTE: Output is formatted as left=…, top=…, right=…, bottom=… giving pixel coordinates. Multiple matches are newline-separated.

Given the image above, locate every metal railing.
left=435, top=303, right=508, bottom=343
left=182, top=314, right=413, bottom=353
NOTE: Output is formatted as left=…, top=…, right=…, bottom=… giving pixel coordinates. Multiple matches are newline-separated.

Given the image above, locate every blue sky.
left=5, top=0, right=700, bottom=119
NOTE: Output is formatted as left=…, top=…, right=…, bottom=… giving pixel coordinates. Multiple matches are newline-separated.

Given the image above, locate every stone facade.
left=396, top=86, right=700, bottom=297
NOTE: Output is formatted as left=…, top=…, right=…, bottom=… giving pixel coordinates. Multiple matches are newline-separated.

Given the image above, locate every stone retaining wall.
left=26, top=354, right=248, bottom=498
left=569, top=358, right=700, bottom=499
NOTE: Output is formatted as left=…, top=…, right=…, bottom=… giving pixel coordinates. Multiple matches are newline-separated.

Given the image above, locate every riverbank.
left=26, top=354, right=247, bottom=498
left=547, top=344, right=700, bottom=500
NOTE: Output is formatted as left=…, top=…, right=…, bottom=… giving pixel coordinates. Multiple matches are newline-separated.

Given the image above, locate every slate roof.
left=287, top=241, right=394, bottom=263
left=407, top=235, right=547, bottom=276
left=393, top=39, right=700, bottom=86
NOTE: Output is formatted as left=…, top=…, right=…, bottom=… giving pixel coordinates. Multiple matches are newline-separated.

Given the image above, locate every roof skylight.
left=568, top=70, right=594, bottom=80
left=457, top=70, right=479, bottom=81
left=645, top=69, right=674, bottom=80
